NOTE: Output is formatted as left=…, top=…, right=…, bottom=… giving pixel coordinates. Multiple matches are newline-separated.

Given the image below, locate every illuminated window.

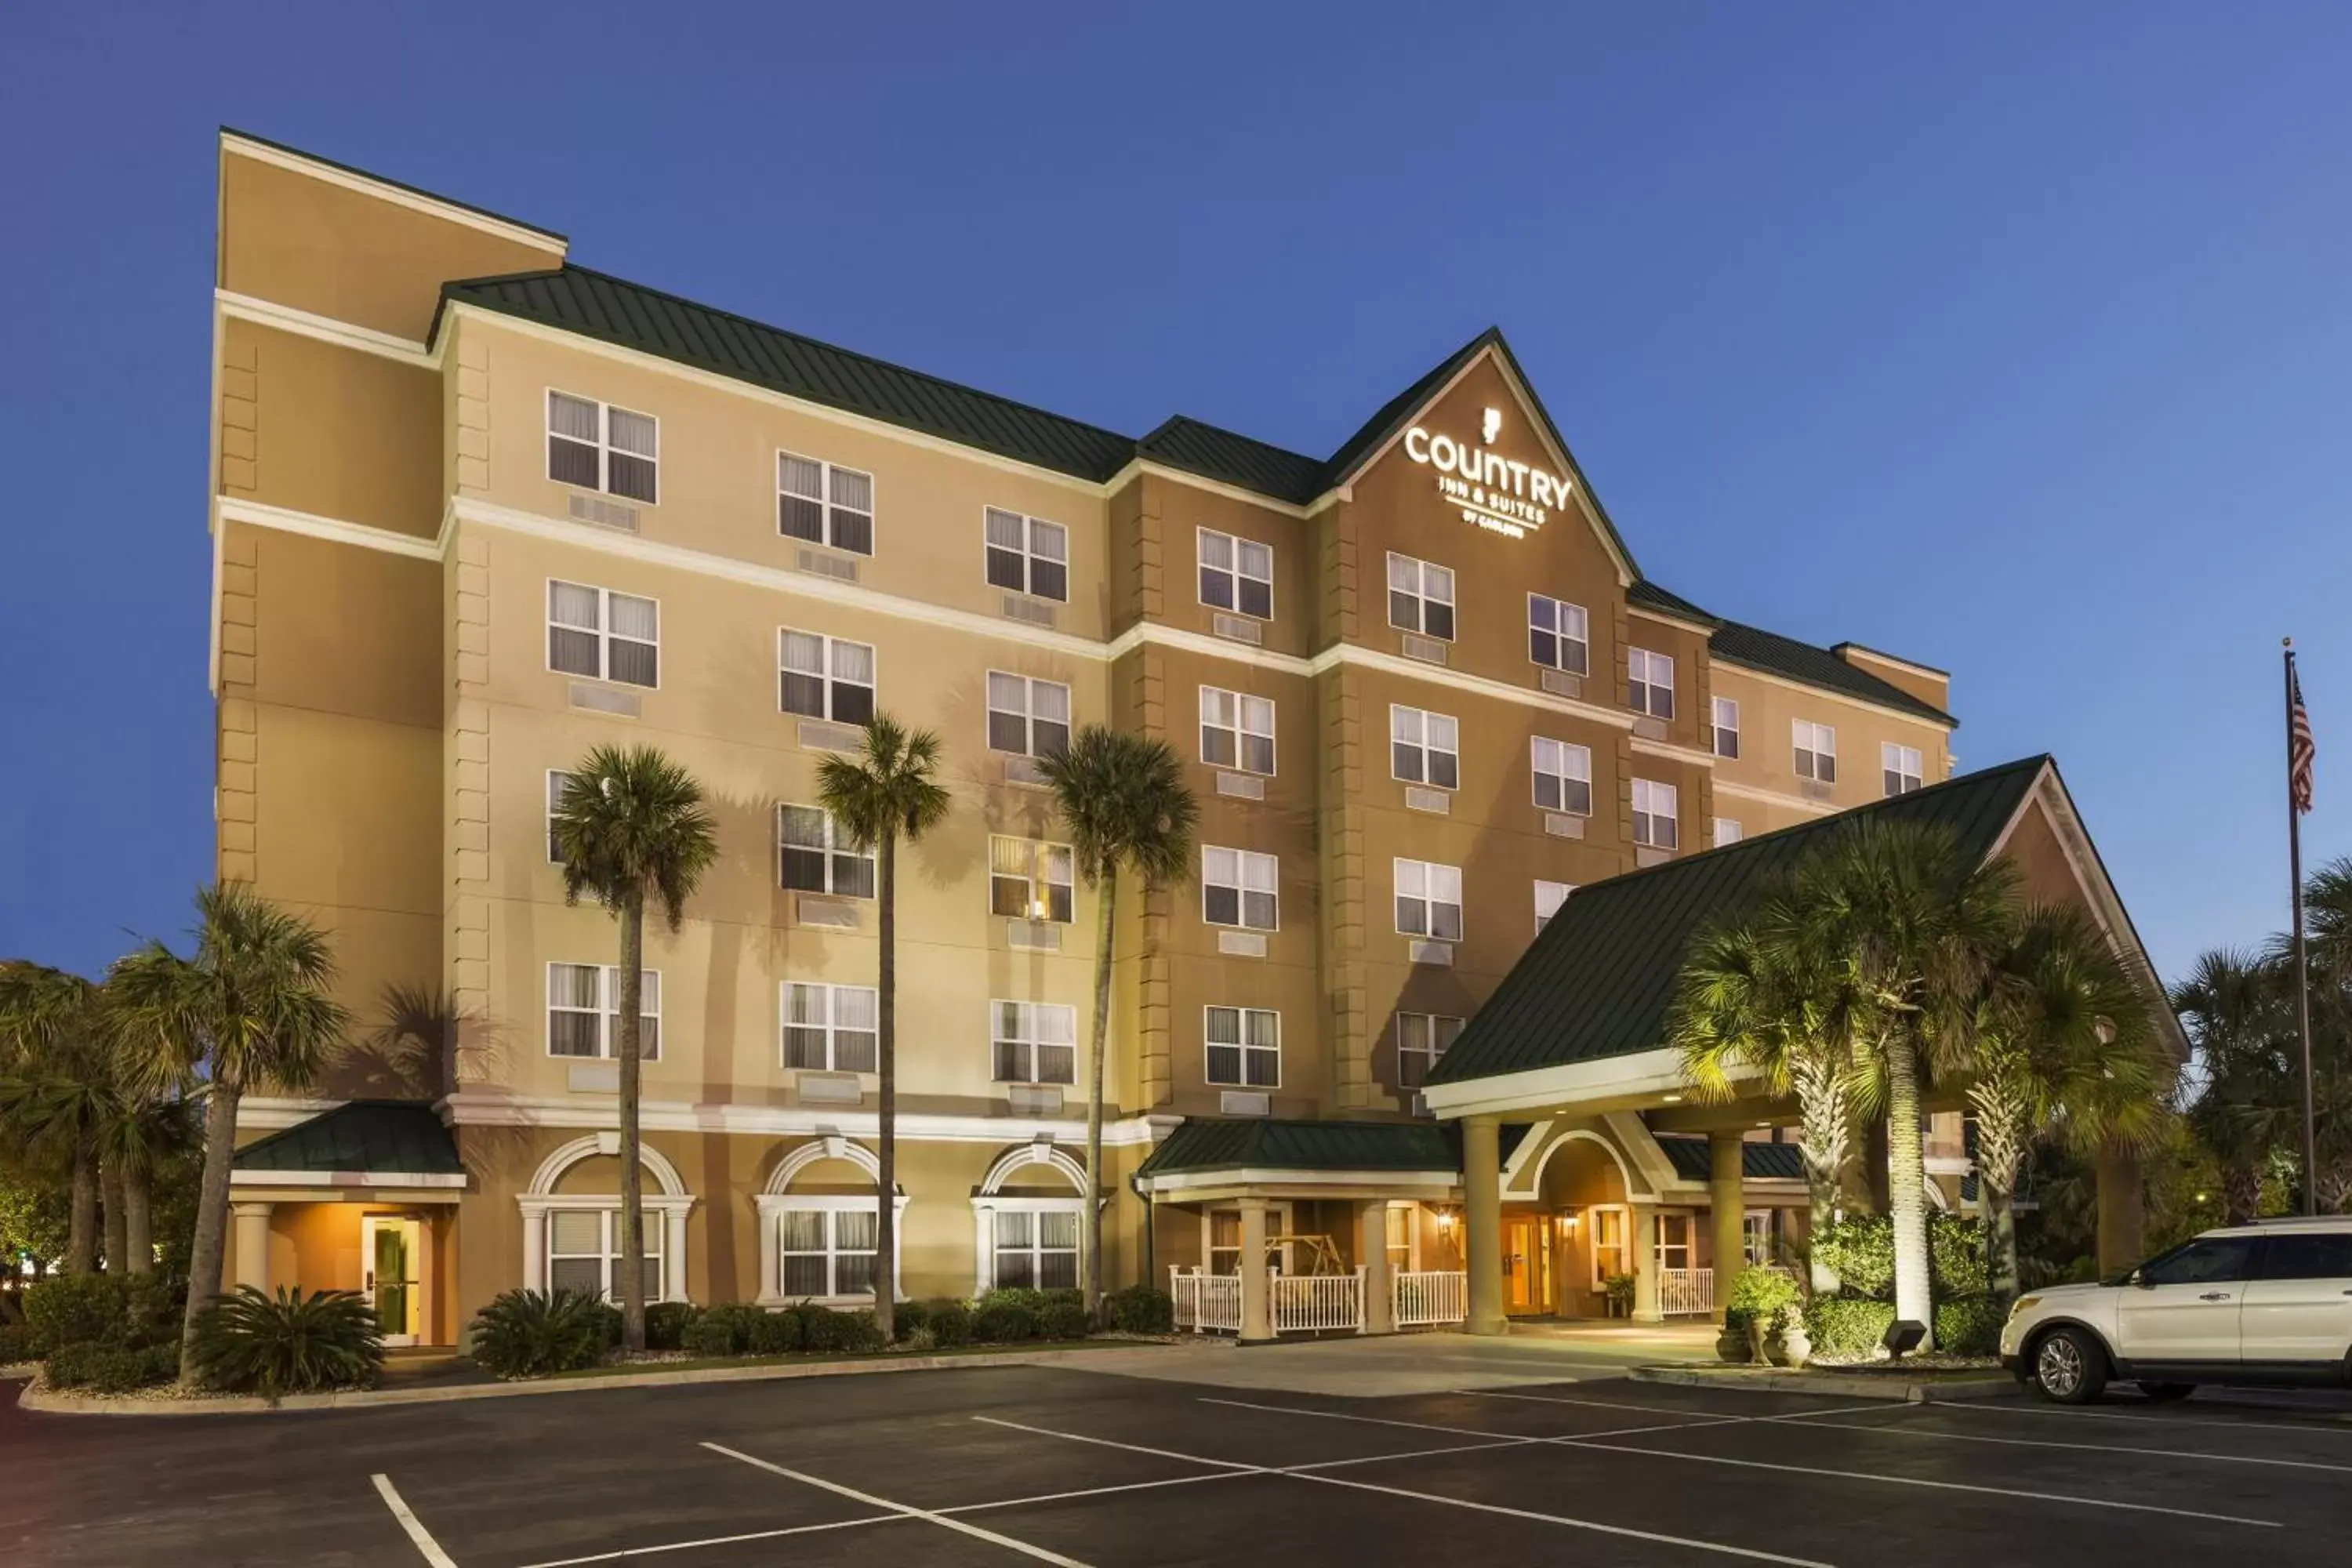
left=991, top=837, right=1074, bottom=923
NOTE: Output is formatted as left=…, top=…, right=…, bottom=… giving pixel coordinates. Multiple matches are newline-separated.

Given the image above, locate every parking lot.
left=7, top=1363, right=2352, bottom=1567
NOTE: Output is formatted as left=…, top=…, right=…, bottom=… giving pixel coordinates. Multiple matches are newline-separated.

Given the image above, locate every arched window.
left=757, top=1138, right=908, bottom=1306
left=971, top=1143, right=1088, bottom=1296
left=517, top=1134, right=695, bottom=1304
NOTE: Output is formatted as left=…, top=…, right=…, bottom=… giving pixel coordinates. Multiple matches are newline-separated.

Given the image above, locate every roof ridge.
left=1141, top=413, right=1320, bottom=465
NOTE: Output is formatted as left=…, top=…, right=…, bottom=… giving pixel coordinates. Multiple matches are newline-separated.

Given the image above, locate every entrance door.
left=1503, top=1214, right=1552, bottom=1314
left=361, top=1216, right=423, bottom=1346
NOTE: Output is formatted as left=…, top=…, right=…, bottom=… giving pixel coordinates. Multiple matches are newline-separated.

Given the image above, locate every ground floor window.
left=1206, top=1207, right=1290, bottom=1276
left=1385, top=1203, right=1417, bottom=1275
left=546, top=1208, right=663, bottom=1302
left=1744, top=1210, right=1776, bottom=1266
left=992, top=1208, right=1079, bottom=1290
left=1588, top=1204, right=1628, bottom=1287
left=1654, top=1212, right=1693, bottom=1272
left=779, top=1207, right=878, bottom=1299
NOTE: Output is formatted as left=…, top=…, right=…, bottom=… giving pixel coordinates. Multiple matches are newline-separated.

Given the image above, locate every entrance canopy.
left=1134, top=1116, right=1478, bottom=1203
left=231, top=1098, right=466, bottom=1202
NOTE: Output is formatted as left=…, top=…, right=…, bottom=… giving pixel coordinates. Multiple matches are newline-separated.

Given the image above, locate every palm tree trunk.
left=67, top=1146, right=98, bottom=1275
left=123, top=1164, right=154, bottom=1276
left=101, top=1160, right=128, bottom=1276
left=616, top=890, right=648, bottom=1354
left=1864, top=1116, right=1893, bottom=1213
left=2223, top=1162, right=2263, bottom=1225
left=873, top=832, right=898, bottom=1341
left=1083, top=863, right=1117, bottom=1321
left=1986, top=1183, right=2019, bottom=1303
left=180, top=1083, right=242, bottom=1379
left=1882, top=1033, right=1933, bottom=1348
left=1793, top=1053, right=1846, bottom=1296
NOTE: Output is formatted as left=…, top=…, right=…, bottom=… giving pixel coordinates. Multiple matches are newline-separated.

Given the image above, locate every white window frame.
left=1793, top=719, right=1838, bottom=783
left=780, top=982, right=878, bottom=1073
left=1628, top=648, right=1674, bottom=719
left=1393, top=858, right=1464, bottom=942
left=1530, top=736, right=1592, bottom=815
left=1385, top=552, right=1456, bottom=641
left=991, top=1000, right=1077, bottom=1085
left=1534, top=879, right=1573, bottom=935
left=1204, top=1006, right=1281, bottom=1089
left=1396, top=1012, right=1463, bottom=1089
left=1389, top=705, right=1461, bottom=790
left=545, top=963, right=661, bottom=1062
left=1744, top=1209, right=1776, bottom=1267
left=1527, top=593, right=1589, bottom=676
left=985, top=507, right=1069, bottom=602
left=779, top=630, right=877, bottom=725
left=1201, top=846, right=1279, bottom=932
left=1588, top=1203, right=1629, bottom=1289
left=546, top=390, right=658, bottom=504
left=778, top=806, right=877, bottom=898
left=1711, top=697, right=1740, bottom=759
left=546, top=1207, right=666, bottom=1304
left=777, top=450, right=875, bottom=555
left=547, top=580, right=660, bottom=689
left=1632, top=779, right=1679, bottom=850
left=1200, top=686, right=1276, bottom=776
left=1655, top=1211, right=1695, bottom=1272
left=991, top=836, right=1075, bottom=924
left=1206, top=1203, right=1294, bottom=1277
left=988, top=1204, right=1081, bottom=1293
left=774, top=1201, right=887, bottom=1304
left=986, top=672, right=1072, bottom=759
left=1882, top=742, right=1924, bottom=797
left=1197, top=528, right=1274, bottom=621
left=1711, top=817, right=1744, bottom=848
left=546, top=769, right=575, bottom=864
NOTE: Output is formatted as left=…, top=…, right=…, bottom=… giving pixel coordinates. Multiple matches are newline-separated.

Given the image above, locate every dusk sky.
left=5, top=3, right=2348, bottom=984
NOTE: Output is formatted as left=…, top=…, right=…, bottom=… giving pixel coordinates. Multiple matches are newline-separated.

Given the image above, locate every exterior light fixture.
left=1555, top=1213, right=1577, bottom=1238
left=1882, top=1319, right=1927, bottom=1361
left=1661, top=1093, right=1683, bottom=1104
left=1435, top=1210, right=1457, bottom=1234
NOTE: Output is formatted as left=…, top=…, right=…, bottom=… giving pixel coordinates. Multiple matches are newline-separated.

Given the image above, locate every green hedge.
left=1809, top=1214, right=1989, bottom=1301
left=644, top=1301, right=699, bottom=1351
left=45, top=1341, right=179, bottom=1394
left=1035, top=1300, right=1092, bottom=1340
left=0, top=1321, right=42, bottom=1366
left=970, top=1299, right=1037, bottom=1343
left=1804, top=1296, right=1898, bottom=1358
left=923, top=1298, right=973, bottom=1347
left=1933, top=1295, right=2004, bottom=1357
left=1105, top=1285, right=1174, bottom=1335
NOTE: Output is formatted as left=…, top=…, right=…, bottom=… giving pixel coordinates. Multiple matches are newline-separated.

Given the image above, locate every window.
left=1793, top=720, right=1837, bottom=784
left=1527, top=594, right=1589, bottom=675
left=985, top=508, right=1069, bottom=602
left=992, top=1209, right=1079, bottom=1290
left=547, top=1208, right=662, bottom=1302
left=1385, top=1206, right=1417, bottom=1276
left=1198, top=528, right=1273, bottom=619
left=1386, top=554, right=1456, bottom=641
left=991, top=837, right=1074, bottom=923
left=992, top=1000, right=1076, bottom=1084
left=1628, top=648, right=1674, bottom=718
left=779, top=806, right=877, bottom=898
left=1530, top=737, right=1592, bottom=815
left=1711, top=697, right=1740, bottom=759
left=987, top=673, right=1072, bottom=757
left=1394, top=858, right=1464, bottom=942
left=1744, top=1210, right=1775, bottom=1267
left=546, top=770, right=575, bottom=863
left=779, top=631, right=876, bottom=725
left=1534, top=880, right=1573, bottom=934
left=1207, top=1207, right=1290, bottom=1276
left=547, top=391, right=657, bottom=503
left=1202, top=847, right=1279, bottom=931
left=1882, top=742, right=1924, bottom=797
left=1632, top=779, right=1679, bottom=850
left=781, top=983, right=877, bottom=1072
left=2257, top=1232, right=2352, bottom=1280
left=1396, top=1012, right=1463, bottom=1088
left=546, top=964, right=660, bottom=1061
left=778, top=452, right=874, bottom=555
left=1200, top=687, right=1276, bottom=776
left=1390, top=706, right=1460, bottom=789
left=1588, top=1205, right=1628, bottom=1287
left=2137, top=1236, right=2258, bottom=1287
left=778, top=1207, right=877, bottom=1299
left=1711, top=818, right=1744, bottom=848
left=1654, top=1213, right=1693, bottom=1272
left=548, top=581, right=659, bottom=688
left=1205, top=1007, right=1280, bottom=1087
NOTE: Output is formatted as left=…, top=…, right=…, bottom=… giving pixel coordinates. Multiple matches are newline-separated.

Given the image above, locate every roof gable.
left=233, top=1100, right=464, bottom=1176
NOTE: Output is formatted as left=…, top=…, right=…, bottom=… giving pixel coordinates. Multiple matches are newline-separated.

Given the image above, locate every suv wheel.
left=2138, top=1382, right=2195, bottom=1402
left=2032, top=1327, right=2107, bottom=1404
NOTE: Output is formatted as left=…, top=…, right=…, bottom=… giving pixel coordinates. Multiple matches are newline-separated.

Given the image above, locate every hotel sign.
left=1402, top=408, right=1570, bottom=539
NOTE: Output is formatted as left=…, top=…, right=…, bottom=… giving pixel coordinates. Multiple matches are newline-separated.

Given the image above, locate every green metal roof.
left=1655, top=1137, right=1807, bottom=1181
left=1138, top=1116, right=1464, bottom=1178
left=1425, top=756, right=2050, bottom=1088
left=234, top=1101, right=464, bottom=1176
left=1627, top=580, right=1722, bottom=626
left=1136, top=416, right=1327, bottom=505
left=1710, top=618, right=1955, bottom=726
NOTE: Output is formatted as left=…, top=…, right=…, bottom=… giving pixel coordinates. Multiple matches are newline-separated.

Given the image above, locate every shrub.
left=1104, top=1285, right=1173, bottom=1335
left=44, top=1340, right=179, bottom=1394
left=189, top=1286, right=383, bottom=1398
left=923, top=1298, right=973, bottom=1347
left=1928, top=1215, right=1989, bottom=1299
left=1726, top=1268, right=1802, bottom=1334
left=976, top=1287, right=1080, bottom=1315
left=1035, top=1299, right=1093, bottom=1341
left=467, top=1287, right=612, bottom=1378
left=1803, top=1296, right=1897, bottom=1358
left=1933, top=1295, right=2004, bottom=1358
left=1808, top=1213, right=1988, bottom=1301
left=122, top=1274, right=188, bottom=1347
left=681, top=1302, right=764, bottom=1357
left=791, top=1304, right=886, bottom=1355
left=1602, top=1273, right=1638, bottom=1317
left=893, top=1299, right=931, bottom=1342
left=0, top=1321, right=45, bottom=1366
left=971, top=1298, right=1038, bottom=1344
left=24, top=1274, right=130, bottom=1352
left=644, top=1301, right=700, bottom=1352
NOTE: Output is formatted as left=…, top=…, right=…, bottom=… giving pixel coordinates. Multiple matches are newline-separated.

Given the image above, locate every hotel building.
left=210, top=132, right=2172, bottom=1345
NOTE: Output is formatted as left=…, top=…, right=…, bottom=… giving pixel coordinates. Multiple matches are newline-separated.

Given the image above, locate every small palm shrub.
left=44, top=1341, right=179, bottom=1394
left=1803, top=1296, right=1897, bottom=1358
left=971, top=1298, right=1038, bottom=1343
left=467, top=1287, right=612, bottom=1378
left=923, top=1298, right=973, bottom=1347
left=1104, top=1286, right=1174, bottom=1335
left=644, top=1301, right=700, bottom=1352
left=190, top=1287, right=383, bottom=1397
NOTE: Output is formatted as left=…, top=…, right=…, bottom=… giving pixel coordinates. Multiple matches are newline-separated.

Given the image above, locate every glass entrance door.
left=1503, top=1214, right=1552, bottom=1314
left=361, top=1216, right=422, bottom=1346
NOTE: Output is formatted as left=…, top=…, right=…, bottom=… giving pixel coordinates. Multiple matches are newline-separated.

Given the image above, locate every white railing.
left=1392, top=1270, right=1468, bottom=1327
left=1272, top=1268, right=1365, bottom=1333
left=1658, top=1266, right=1714, bottom=1316
left=1171, top=1268, right=1240, bottom=1334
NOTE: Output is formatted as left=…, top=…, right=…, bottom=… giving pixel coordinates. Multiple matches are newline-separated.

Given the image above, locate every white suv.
left=2002, top=1218, right=2352, bottom=1403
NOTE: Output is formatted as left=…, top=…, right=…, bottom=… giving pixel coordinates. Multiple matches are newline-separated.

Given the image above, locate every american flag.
left=2291, top=665, right=2316, bottom=814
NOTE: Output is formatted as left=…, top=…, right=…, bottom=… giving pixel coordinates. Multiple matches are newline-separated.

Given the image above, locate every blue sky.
left=4, top=3, right=2347, bottom=982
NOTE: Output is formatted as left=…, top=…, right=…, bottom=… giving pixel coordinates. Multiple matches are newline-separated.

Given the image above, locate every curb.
left=1629, top=1363, right=2019, bottom=1404
left=13, top=1342, right=1172, bottom=1418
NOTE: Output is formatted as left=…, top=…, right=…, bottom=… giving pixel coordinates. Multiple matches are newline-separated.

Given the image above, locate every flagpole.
left=2286, top=638, right=2317, bottom=1217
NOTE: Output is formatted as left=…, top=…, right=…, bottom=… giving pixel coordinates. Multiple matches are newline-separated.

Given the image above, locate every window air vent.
left=1543, top=811, right=1586, bottom=840
left=1000, top=594, right=1058, bottom=629
left=1214, top=771, right=1265, bottom=800
left=793, top=895, right=860, bottom=930
left=1399, top=633, right=1449, bottom=666
left=1408, top=940, right=1455, bottom=967
left=1007, top=920, right=1062, bottom=952
left=1801, top=779, right=1836, bottom=802
left=1632, top=717, right=1668, bottom=741
left=566, top=1063, right=620, bottom=1094
left=797, top=720, right=865, bottom=753
left=1636, top=847, right=1673, bottom=869
left=1211, top=613, right=1263, bottom=645
left=794, top=547, right=858, bottom=584
left=1217, top=931, right=1267, bottom=959
left=568, top=683, right=642, bottom=718
left=1404, top=786, right=1451, bottom=815
left=795, top=1072, right=864, bottom=1106
left=1002, top=754, right=1050, bottom=787
left=1219, top=1091, right=1272, bottom=1117
left=1539, top=668, right=1583, bottom=699
left=568, top=495, right=641, bottom=532
left=1007, top=1083, right=1065, bottom=1116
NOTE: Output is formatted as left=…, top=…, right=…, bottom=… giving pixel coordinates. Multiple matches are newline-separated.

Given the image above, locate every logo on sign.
left=1402, top=407, right=1568, bottom=539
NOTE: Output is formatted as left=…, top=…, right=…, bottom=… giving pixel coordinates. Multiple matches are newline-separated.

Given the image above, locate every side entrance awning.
left=1134, top=1117, right=1499, bottom=1203
left=231, top=1099, right=468, bottom=1200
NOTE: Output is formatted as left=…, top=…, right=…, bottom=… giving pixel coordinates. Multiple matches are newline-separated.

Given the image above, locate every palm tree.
left=1674, top=889, right=1864, bottom=1295
left=0, top=964, right=107, bottom=1274
left=1969, top=903, right=2166, bottom=1302
left=1037, top=726, right=1197, bottom=1318
left=816, top=714, right=949, bottom=1340
left=1785, top=819, right=2018, bottom=1346
left=2172, top=949, right=2296, bottom=1223
left=109, top=883, right=350, bottom=1378
left=551, top=746, right=717, bottom=1353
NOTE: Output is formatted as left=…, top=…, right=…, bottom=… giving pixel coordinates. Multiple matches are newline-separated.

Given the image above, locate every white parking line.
left=702, top=1443, right=1094, bottom=1566
left=975, top=1415, right=1265, bottom=1470
left=515, top=1513, right=902, bottom=1568
left=1947, top=1399, right=2352, bottom=1438
left=1760, top=1412, right=2352, bottom=1474
left=1465, top=1389, right=1900, bottom=1425
left=372, top=1474, right=461, bottom=1568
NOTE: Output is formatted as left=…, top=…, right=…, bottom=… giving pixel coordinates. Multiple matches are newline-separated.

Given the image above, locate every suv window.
left=2139, top=1236, right=2259, bottom=1287
left=2257, top=1232, right=2352, bottom=1281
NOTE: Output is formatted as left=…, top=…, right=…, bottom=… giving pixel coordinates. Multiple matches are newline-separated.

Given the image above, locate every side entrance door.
left=2238, top=1229, right=2352, bottom=1369
left=361, top=1215, right=423, bottom=1347
left=1503, top=1214, right=1552, bottom=1314
left=2114, top=1234, right=2259, bottom=1367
